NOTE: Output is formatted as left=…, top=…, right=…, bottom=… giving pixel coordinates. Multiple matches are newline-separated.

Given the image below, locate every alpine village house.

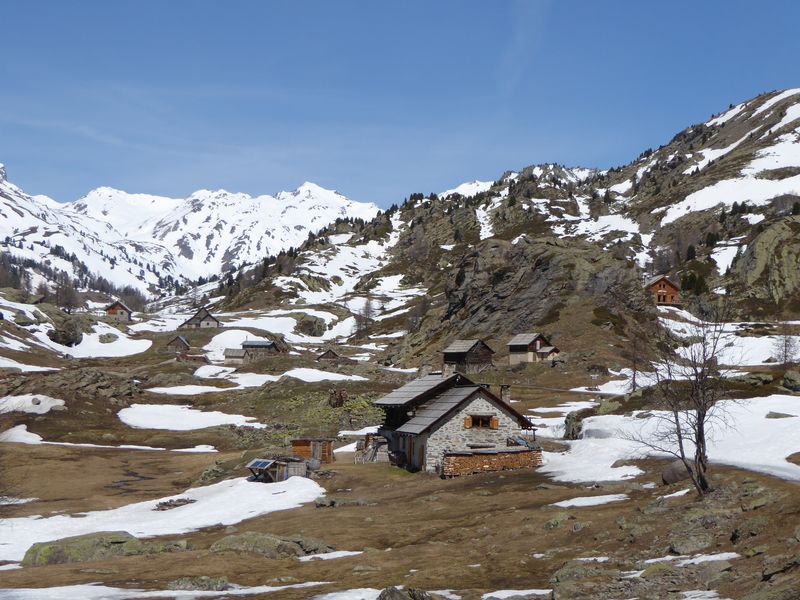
left=441, top=339, right=495, bottom=375
left=105, top=301, right=133, bottom=322
left=507, top=333, right=559, bottom=365
left=178, top=306, right=221, bottom=330
left=645, top=274, right=682, bottom=307
left=373, top=372, right=539, bottom=477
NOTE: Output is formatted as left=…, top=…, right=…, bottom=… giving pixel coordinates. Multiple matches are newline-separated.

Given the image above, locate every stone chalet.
left=166, top=335, right=191, bottom=353
left=645, top=275, right=682, bottom=307
left=105, top=301, right=133, bottom=322
left=178, top=306, right=221, bottom=330
left=441, top=339, right=495, bottom=375
left=374, top=372, right=537, bottom=476
left=507, top=333, right=559, bottom=365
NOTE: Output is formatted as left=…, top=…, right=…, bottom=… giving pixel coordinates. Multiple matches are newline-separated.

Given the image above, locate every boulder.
left=296, top=314, right=327, bottom=337
left=209, top=532, right=304, bottom=558
left=661, top=460, right=693, bottom=485
left=765, top=411, right=796, bottom=419
left=22, top=531, right=144, bottom=566
left=168, top=576, right=230, bottom=591
left=47, top=317, right=84, bottom=347
left=782, top=370, right=800, bottom=392
left=669, top=532, right=713, bottom=555
left=377, top=588, right=435, bottom=600
left=563, top=411, right=583, bottom=440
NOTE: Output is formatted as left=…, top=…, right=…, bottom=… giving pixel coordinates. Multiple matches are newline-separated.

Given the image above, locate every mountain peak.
left=0, top=163, right=6, bottom=182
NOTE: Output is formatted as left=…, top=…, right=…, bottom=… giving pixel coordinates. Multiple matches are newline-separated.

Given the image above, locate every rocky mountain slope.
left=213, top=88, right=800, bottom=364
left=0, top=168, right=378, bottom=296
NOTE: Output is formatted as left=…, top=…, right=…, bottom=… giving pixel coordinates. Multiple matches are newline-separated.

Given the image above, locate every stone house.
left=223, top=348, right=246, bottom=366
left=507, top=333, right=560, bottom=365
left=374, top=372, right=536, bottom=476
left=441, top=339, right=495, bottom=375
left=241, top=340, right=279, bottom=364
left=105, top=301, right=133, bottom=322
left=178, top=306, right=221, bottom=330
left=166, top=335, right=191, bottom=353
left=645, top=275, right=682, bottom=307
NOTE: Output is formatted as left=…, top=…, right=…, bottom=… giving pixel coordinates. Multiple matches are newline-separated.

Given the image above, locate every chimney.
left=500, top=384, right=511, bottom=404
left=442, top=362, right=455, bottom=378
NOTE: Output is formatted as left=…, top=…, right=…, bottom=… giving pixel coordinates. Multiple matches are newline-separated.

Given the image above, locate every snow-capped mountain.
left=0, top=167, right=379, bottom=295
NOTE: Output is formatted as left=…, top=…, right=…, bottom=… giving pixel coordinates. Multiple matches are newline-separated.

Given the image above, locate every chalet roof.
left=396, top=386, right=479, bottom=434
left=317, top=349, right=340, bottom=359
left=395, top=385, right=532, bottom=435
left=536, top=346, right=557, bottom=354
left=168, top=335, right=190, bottom=347
left=442, top=339, right=494, bottom=354
left=374, top=373, right=473, bottom=407
left=182, top=306, right=220, bottom=325
left=105, top=300, right=133, bottom=313
left=242, top=340, right=276, bottom=349
left=224, top=348, right=246, bottom=358
left=644, top=274, right=680, bottom=290
left=507, top=333, right=544, bottom=346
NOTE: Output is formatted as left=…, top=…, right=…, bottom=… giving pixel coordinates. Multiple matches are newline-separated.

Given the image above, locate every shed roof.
left=507, top=333, right=544, bottom=346
left=374, top=373, right=472, bottom=407
left=442, top=339, right=494, bottom=354
left=224, top=348, right=246, bottom=358
left=536, top=346, right=558, bottom=354
left=242, top=340, right=276, bottom=348
left=168, top=335, right=190, bottom=347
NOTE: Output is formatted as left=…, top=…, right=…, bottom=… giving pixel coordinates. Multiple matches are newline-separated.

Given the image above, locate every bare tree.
left=771, top=320, right=798, bottom=367
left=354, top=295, right=375, bottom=338
left=632, top=303, right=732, bottom=495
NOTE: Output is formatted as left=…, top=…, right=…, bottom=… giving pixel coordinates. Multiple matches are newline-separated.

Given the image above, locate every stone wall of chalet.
left=423, top=394, right=521, bottom=472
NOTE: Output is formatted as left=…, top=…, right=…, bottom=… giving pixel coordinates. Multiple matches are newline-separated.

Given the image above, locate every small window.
left=470, top=415, right=492, bottom=428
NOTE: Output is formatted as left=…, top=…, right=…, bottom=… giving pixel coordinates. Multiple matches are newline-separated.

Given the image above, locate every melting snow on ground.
left=0, top=582, right=326, bottom=599
left=0, top=424, right=217, bottom=453
left=540, top=395, right=800, bottom=483
left=550, top=494, right=629, bottom=508
left=0, top=394, right=64, bottom=414
left=481, top=590, right=552, bottom=599
left=118, top=404, right=265, bottom=430
left=0, top=476, right=323, bottom=562
left=298, top=550, right=364, bottom=562
left=31, top=322, right=151, bottom=358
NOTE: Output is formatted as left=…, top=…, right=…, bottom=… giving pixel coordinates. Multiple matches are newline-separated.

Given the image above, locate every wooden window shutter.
left=490, top=416, right=499, bottom=429
left=464, top=416, right=472, bottom=429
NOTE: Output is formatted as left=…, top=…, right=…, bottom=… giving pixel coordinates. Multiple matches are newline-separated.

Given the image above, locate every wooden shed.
left=246, top=458, right=307, bottom=482
left=290, top=438, right=335, bottom=464
left=442, top=339, right=495, bottom=375
left=241, top=340, right=279, bottom=364
left=645, top=275, right=682, bottom=307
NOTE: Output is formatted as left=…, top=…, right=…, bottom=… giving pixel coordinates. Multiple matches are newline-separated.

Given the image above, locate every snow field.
left=0, top=424, right=217, bottom=453
left=118, top=404, right=266, bottom=431
left=0, top=394, right=63, bottom=414
left=0, top=476, right=324, bottom=562
left=550, top=494, right=629, bottom=508
left=539, top=395, right=800, bottom=483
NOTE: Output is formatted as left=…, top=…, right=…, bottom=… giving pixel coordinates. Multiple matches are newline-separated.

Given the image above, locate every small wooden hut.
left=290, top=438, right=335, bottom=464
left=442, top=339, right=494, bottom=375
left=105, top=301, right=133, bottom=322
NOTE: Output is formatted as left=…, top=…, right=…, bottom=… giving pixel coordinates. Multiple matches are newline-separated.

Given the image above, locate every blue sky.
left=1, top=1, right=798, bottom=207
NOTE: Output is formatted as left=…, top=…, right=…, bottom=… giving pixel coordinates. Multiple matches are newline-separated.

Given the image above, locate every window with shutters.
left=470, top=415, right=493, bottom=428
